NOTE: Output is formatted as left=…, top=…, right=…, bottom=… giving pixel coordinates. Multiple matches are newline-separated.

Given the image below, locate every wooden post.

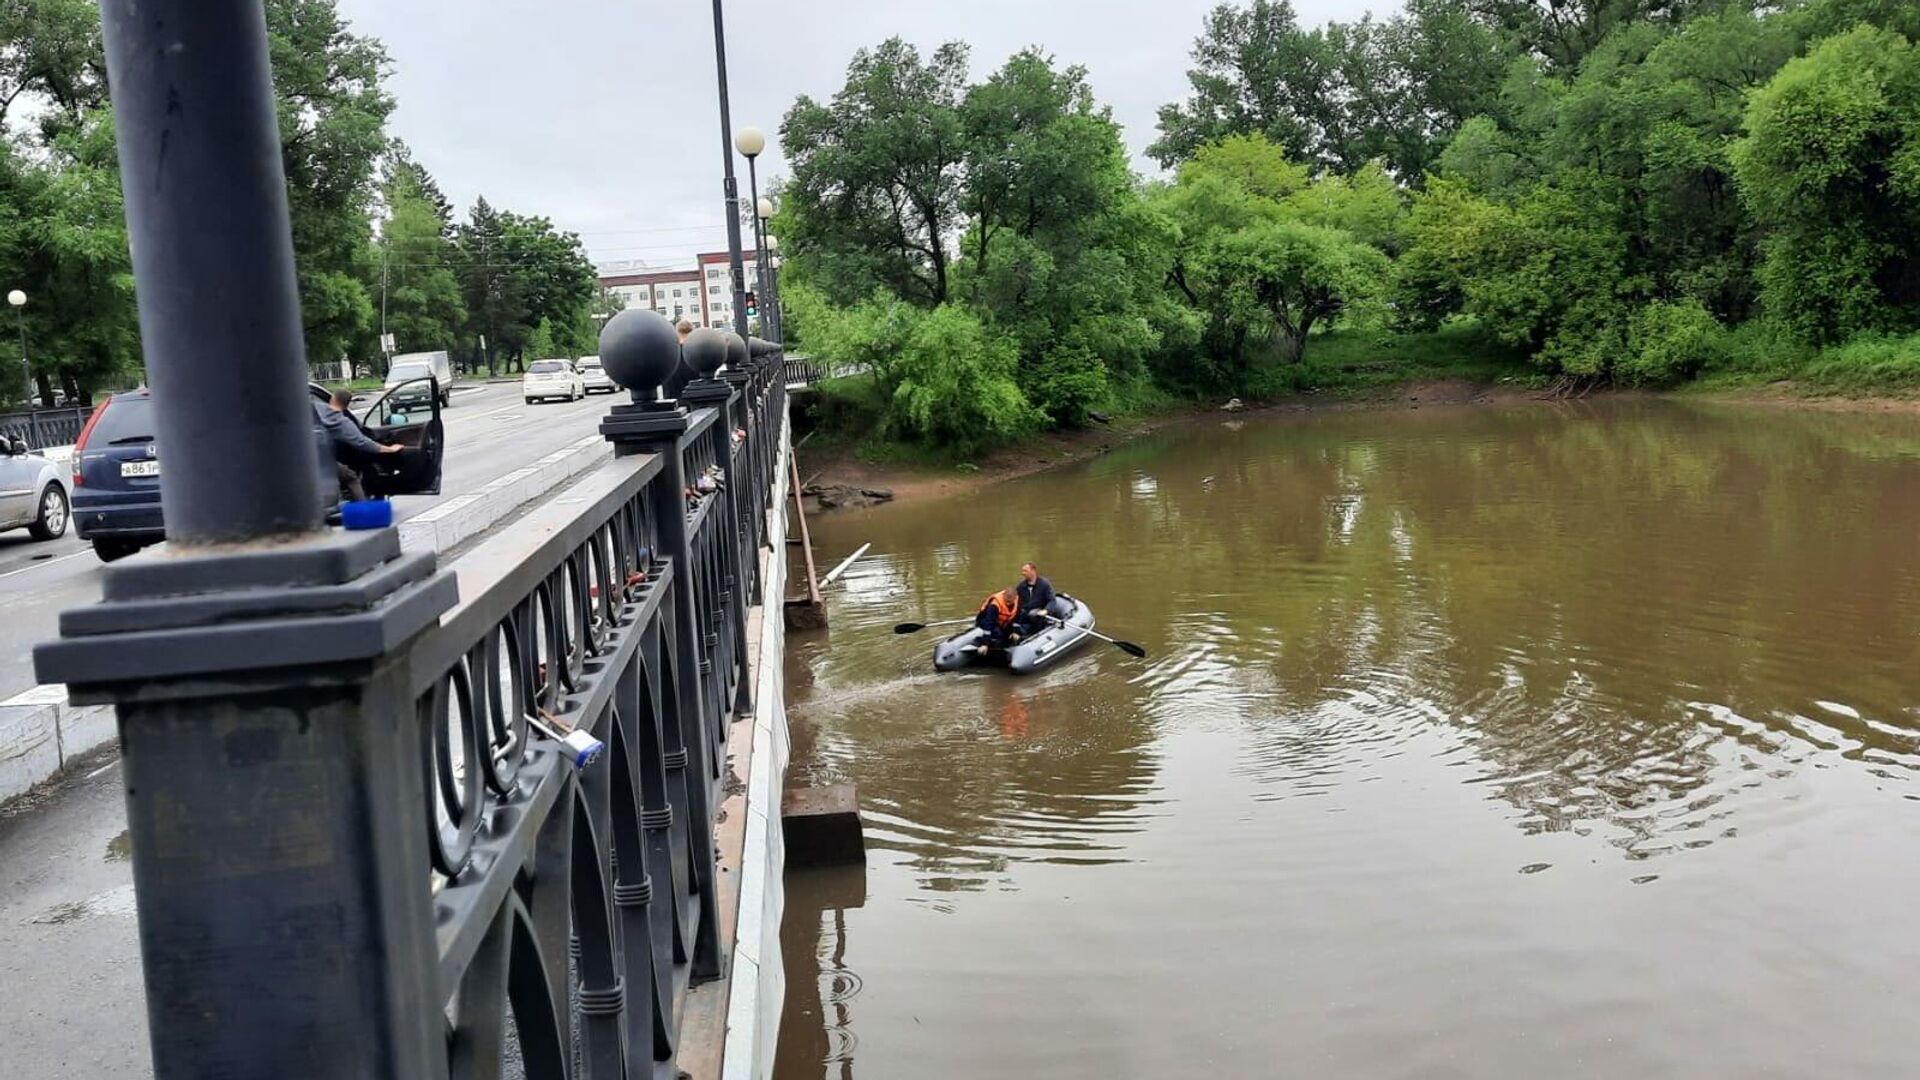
left=785, top=451, right=826, bottom=630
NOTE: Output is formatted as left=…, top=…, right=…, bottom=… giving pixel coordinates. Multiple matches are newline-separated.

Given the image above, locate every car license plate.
left=121, top=460, right=159, bottom=478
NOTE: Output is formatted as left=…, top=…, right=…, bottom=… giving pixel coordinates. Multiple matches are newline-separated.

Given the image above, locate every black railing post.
left=34, top=3, right=457, bottom=1077
left=685, top=333, right=755, bottom=717
left=599, top=311, right=726, bottom=981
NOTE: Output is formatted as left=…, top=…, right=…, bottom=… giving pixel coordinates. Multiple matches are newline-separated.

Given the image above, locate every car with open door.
left=0, top=436, right=69, bottom=542
left=71, top=382, right=444, bottom=562
left=338, top=376, right=444, bottom=497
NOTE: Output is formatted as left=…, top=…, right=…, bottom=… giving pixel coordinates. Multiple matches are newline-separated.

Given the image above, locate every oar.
left=1048, top=615, right=1148, bottom=658
left=893, top=617, right=974, bottom=635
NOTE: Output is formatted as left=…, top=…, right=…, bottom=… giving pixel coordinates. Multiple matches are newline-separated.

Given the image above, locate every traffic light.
left=746, top=291, right=758, bottom=318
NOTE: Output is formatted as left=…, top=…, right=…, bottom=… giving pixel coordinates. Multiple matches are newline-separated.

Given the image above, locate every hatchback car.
left=577, top=355, right=615, bottom=394
left=523, top=359, right=585, bottom=404
left=0, top=436, right=69, bottom=542
left=71, top=378, right=445, bottom=562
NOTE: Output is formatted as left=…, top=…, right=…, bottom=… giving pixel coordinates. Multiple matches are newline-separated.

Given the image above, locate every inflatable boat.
left=933, top=594, right=1096, bottom=674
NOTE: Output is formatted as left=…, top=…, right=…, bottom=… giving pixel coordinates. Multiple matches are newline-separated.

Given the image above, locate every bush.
left=1620, top=299, right=1727, bottom=385
left=887, top=305, right=1041, bottom=453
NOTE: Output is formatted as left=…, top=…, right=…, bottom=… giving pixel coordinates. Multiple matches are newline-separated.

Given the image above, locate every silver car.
left=0, top=436, right=70, bottom=541
left=578, top=355, right=615, bottom=394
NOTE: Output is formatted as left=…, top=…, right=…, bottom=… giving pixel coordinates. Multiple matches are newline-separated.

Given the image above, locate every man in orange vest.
left=972, top=587, right=1020, bottom=655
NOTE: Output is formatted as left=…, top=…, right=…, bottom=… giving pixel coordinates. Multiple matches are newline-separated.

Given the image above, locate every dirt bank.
left=793, top=378, right=1544, bottom=513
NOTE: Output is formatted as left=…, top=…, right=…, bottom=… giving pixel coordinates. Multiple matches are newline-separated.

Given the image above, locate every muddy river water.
left=773, top=398, right=1920, bottom=1079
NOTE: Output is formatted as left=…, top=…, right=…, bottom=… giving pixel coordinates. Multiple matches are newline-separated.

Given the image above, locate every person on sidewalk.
left=314, top=389, right=402, bottom=501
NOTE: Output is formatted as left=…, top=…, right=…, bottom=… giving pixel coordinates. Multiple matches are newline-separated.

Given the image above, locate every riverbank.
left=796, top=375, right=1545, bottom=511
left=797, top=373, right=1920, bottom=514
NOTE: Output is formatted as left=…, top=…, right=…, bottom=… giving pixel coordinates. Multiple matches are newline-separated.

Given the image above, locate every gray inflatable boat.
left=933, top=594, right=1095, bottom=674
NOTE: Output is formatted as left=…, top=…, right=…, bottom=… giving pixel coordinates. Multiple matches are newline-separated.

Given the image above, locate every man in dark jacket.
left=316, top=389, right=402, bottom=500
left=1014, top=562, right=1055, bottom=637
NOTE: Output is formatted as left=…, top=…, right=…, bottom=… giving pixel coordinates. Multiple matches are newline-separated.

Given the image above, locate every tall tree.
left=376, top=171, right=465, bottom=363
left=0, top=0, right=106, bottom=132
left=265, top=0, right=394, bottom=369
left=1729, top=25, right=1920, bottom=343
left=779, top=38, right=970, bottom=307
left=1150, top=1, right=1337, bottom=168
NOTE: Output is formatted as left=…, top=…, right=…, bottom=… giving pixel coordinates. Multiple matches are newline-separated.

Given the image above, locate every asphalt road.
left=0, top=380, right=622, bottom=701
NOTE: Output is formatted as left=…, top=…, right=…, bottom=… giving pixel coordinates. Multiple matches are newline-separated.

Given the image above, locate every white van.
left=385, top=351, right=453, bottom=408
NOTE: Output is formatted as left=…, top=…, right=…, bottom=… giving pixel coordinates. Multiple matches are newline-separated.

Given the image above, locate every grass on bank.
left=1689, top=325, right=1920, bottom=397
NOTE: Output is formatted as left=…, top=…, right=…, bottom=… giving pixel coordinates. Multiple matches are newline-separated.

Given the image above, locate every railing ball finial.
left=599, top=309, right=681, bottom=401
left=684, top=327, right=728, bottom=378
left=723, top=332, right=749, bottom=373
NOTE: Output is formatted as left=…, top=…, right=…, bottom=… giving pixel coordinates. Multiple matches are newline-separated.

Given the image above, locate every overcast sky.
left=335, top=0, right=1383, bottom=270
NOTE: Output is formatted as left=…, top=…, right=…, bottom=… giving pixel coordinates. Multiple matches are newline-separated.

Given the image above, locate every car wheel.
left=93, top=538, right=139, bottom=563
left=28, top=485, right=68, bottom=540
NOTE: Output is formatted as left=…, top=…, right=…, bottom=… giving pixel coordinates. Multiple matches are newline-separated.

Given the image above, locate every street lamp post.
left=735, top=125, right=768, bottom=338
left=7, top=289, right=26, bottom=404
left=754, top=195, right=774, bottom=329
left=765, top=236, right=783, bottom=341
left=709, top=0, right=752, bottom=341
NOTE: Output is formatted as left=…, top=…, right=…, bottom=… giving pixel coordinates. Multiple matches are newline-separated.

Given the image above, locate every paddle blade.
left=1113, top=639, right=1147, bottom=658
left=893, top=622, right=928, bottom=634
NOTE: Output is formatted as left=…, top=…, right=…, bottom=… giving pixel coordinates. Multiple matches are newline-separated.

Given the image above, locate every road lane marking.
left=0, top=549, right=88, bottom=582
left=86, top=757, right=119, bottom=780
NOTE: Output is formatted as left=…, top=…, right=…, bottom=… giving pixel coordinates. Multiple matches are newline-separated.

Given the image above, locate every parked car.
left=386, top=351, right=453, bottom=408
left=578, top=355, right=615, bottom=394
left=71, top=378, right=446, bottom=562
left=0, top=436, right=69, bottom=542
left=523, top=358, right=585, bottom=404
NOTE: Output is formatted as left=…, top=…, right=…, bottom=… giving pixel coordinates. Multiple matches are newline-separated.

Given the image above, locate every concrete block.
left=780, top=784, right=864, bottom=868
left=58, top=704, right=116, bottom=763
left=0, top=703, right=61, bottom=803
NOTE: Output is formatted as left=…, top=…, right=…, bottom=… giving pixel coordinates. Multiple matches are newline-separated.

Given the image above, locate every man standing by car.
left=316, top=389, right=402, bottom=500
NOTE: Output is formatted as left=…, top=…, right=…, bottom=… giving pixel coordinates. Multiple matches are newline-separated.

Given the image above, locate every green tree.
left=0, top=0, right=106, bottom=132
left=1150, top=0, right=1343, bottom=168
left=1192, top=218, right=1389, bottom=365
left=779, top=38, right=968, bottom=307
left=955, top=50, right=1176, bottom=423
left=266, top=0, right=395, bottom=370
left=1729, top=25, right=1920, bottom=343
left=376, top=170, right=465, bottom=362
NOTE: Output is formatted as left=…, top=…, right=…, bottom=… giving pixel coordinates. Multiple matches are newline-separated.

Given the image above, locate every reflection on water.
left=775, top=399, right=1920, bottom=1080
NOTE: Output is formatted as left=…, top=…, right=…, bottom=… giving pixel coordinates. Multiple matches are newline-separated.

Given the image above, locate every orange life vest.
left=983, top=591, right=1018, bottom=628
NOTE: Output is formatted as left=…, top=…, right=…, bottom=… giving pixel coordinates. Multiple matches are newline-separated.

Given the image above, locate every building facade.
left=599, top=251, right=761, bottom=330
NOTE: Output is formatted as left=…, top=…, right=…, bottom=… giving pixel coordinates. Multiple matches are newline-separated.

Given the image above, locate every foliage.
left=266, top=0, right=394, bottom=368
left=1150, top=133, right=1397, bottom=383
left=1729, top=26, right=1920, bottom=343
left=1191, top=218, right=1390, bottom=365
left=1150, top=0, right=1511, bottom=178
left=806, top=294, right=1038, bottom=453
left=1621, top=298, right=1727, bottom=385
left=454, top=197, right=598, bottom=373
left=779, top=38, right=968, bottom=307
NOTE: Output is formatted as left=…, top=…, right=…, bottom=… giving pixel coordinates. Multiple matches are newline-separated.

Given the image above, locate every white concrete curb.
left=0, top=433, right=611, bottom=808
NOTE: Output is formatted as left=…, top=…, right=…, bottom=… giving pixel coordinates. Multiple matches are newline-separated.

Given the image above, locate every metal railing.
left=411, top=369, right=780, bottom=1073
left=37, top=353, right=789, bottom=1078
left=781, top=355, right=869, bottom=389
left=30, top=8, right=797, bottom=1074
left=0, top=403, right=92, bottom=449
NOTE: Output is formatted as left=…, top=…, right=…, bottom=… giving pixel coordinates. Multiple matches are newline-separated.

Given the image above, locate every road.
left=0, top=380, right=622, bottom=702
